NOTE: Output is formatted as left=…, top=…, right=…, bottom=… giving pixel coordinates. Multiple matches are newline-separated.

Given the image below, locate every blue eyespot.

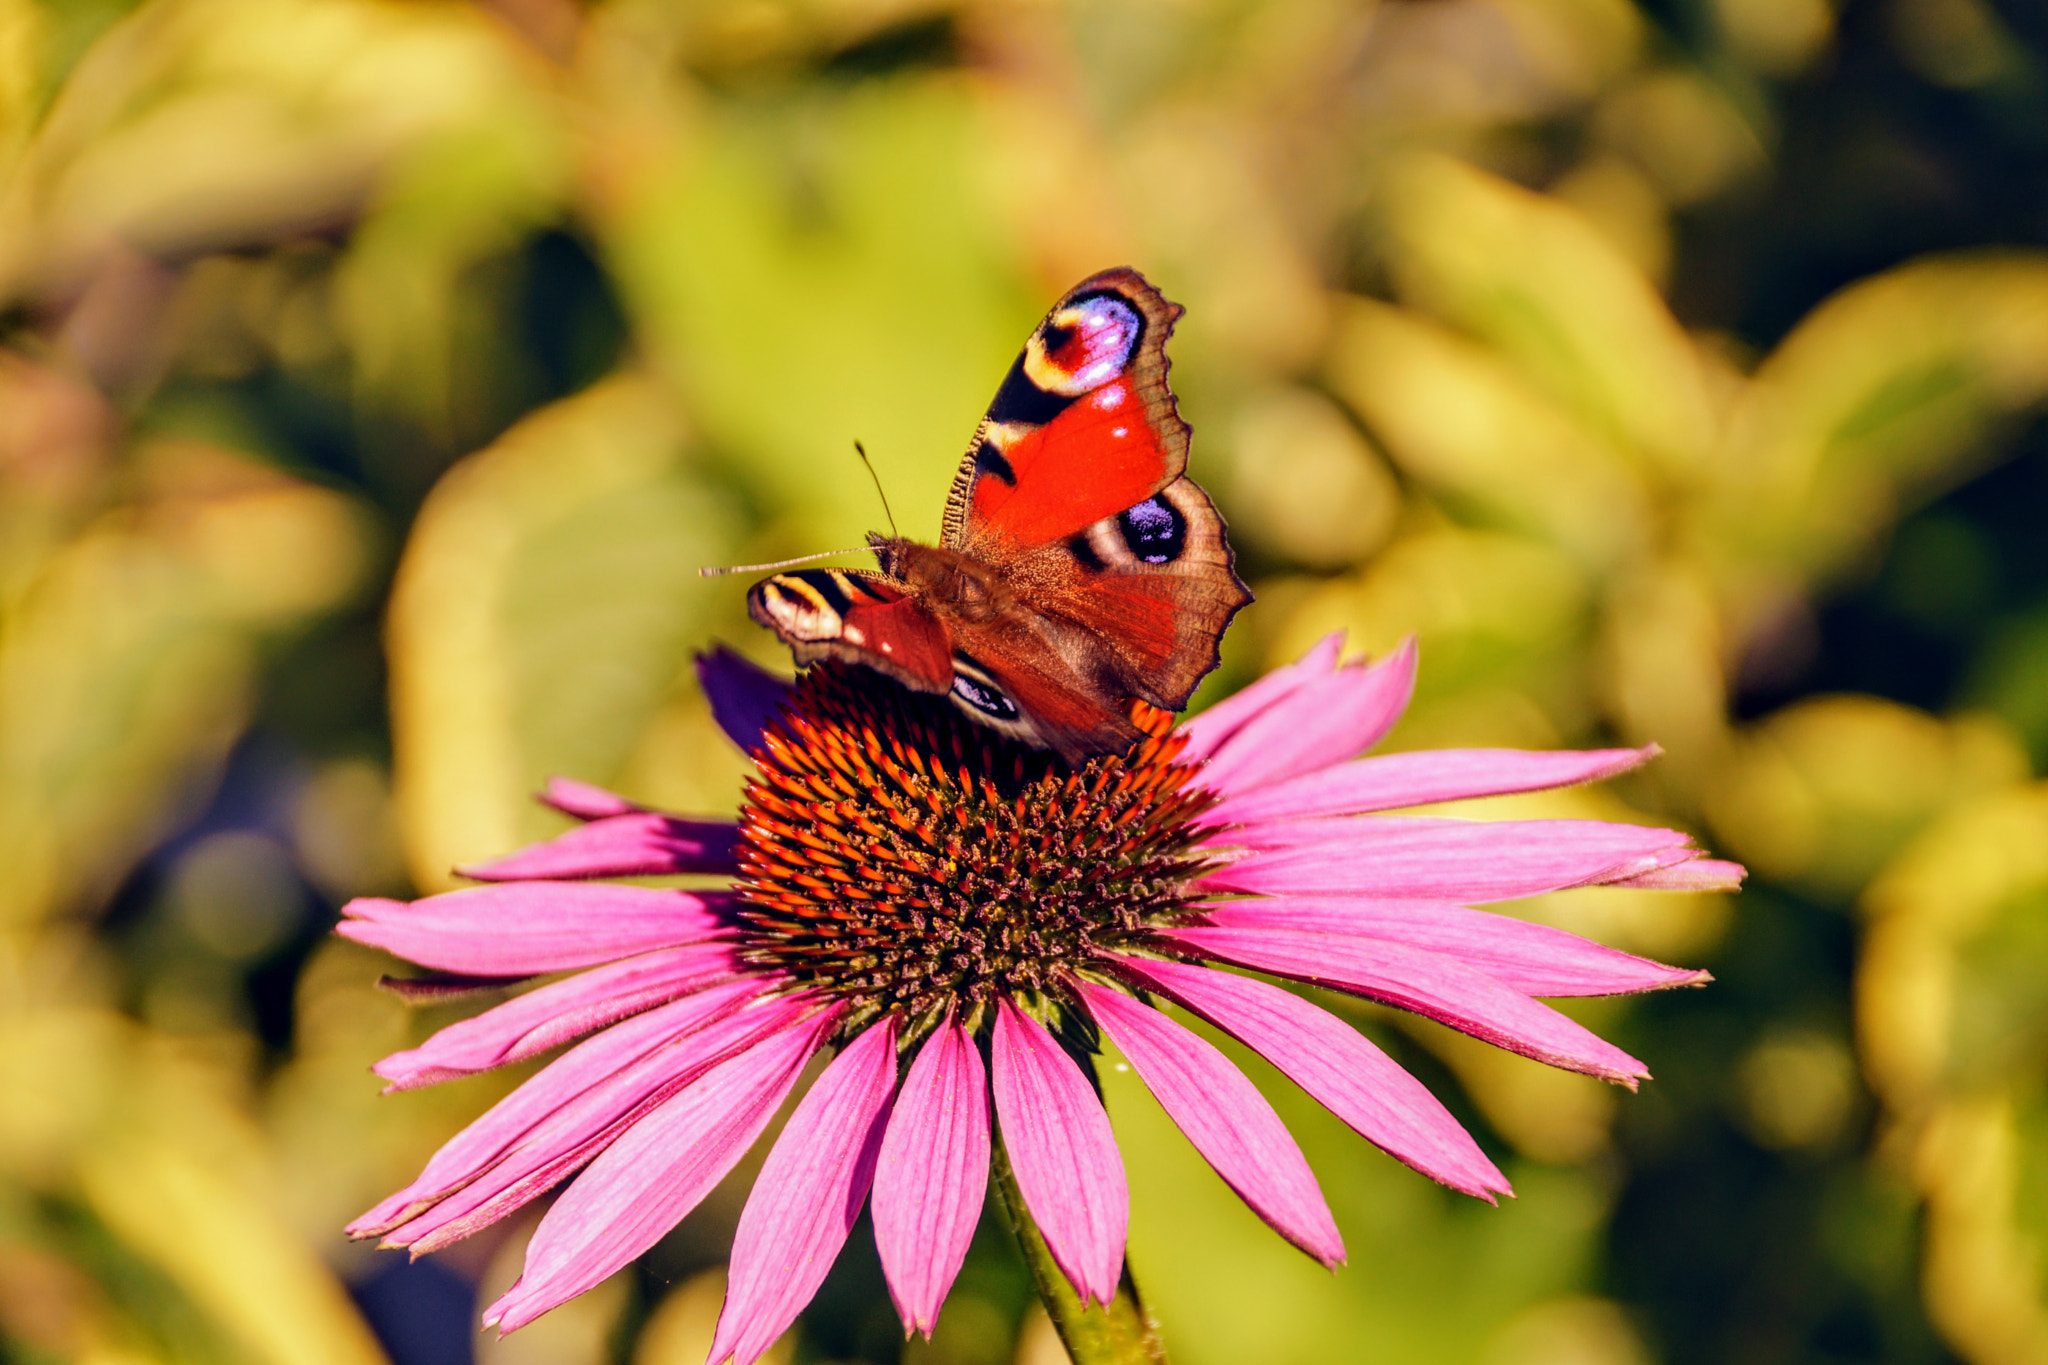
left=952, top=673, right=1018, bottom=719
left=1117, top=495, right=1186, bottom=564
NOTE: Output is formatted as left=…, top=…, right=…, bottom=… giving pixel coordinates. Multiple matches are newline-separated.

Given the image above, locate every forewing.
left=747, top=569, right=953, bottom=695
left=942, top=268, right=1189, bottom=557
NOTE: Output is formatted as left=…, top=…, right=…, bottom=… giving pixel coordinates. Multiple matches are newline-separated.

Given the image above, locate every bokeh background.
left=5, top=0, right=2048, bottom=1362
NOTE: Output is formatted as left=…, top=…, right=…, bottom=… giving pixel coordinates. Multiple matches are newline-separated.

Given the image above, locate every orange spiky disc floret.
left=732, top=664, right=1221, bottom=1038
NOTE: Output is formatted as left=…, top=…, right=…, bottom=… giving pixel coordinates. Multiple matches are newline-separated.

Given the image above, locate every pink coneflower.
left=341, top=636, right=1741, bottom=1362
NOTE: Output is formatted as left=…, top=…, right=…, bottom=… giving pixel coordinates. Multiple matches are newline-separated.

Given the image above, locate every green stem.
left=991, top=1136, right=1168, bottom=1365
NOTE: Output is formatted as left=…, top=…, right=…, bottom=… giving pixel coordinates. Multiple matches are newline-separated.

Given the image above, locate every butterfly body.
left=749, top=269, right=1250, bottom=763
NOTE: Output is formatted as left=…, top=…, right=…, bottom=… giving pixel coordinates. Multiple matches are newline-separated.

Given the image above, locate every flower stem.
left=991, top=1136, right=1168, bottom=1365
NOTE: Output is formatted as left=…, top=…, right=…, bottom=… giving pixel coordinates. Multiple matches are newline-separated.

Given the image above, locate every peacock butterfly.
left=746, top=268, right=1251, bottom=764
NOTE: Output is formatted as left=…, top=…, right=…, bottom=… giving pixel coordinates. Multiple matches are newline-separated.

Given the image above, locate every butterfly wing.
left=929, top=269, right=1249, bottom=755
left=942, top=268, right=1192, bottom=557
left=747, top=568, right=954, bottom=696
left=1016, top=474, right=1247, bottom=707
left=941, top=474, right=1248, bottom=761
left=749, top=269, right=1248, bottom=764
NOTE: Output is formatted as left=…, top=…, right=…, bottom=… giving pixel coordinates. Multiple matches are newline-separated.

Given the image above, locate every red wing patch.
left=747, top=569, right=954, bottom=693
left=965, top=377, right=1176, bottom=550
left=942, top=269, right=1190, bottom=559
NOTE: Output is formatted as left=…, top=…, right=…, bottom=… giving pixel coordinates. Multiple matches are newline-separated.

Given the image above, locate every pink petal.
left=539, top=777, right=642, bottom=821
left=1200, top=746, right=1660, bottom=826
left=376, top=971, right=529, bottom=1003
left=698, top=646, right=794, bottom=754
left=1197, top=900, right=1708, bottom=997
left=1077, top=983, right=1343, bottom=1266
left=458, top=813, right=741, bottom=881
left=1103, top=956, right=1509, bottom=1199
left=710, top=1021, right=899, bottom=1365
left=1197, top=819, right=1698, bottom=903
left=355, top=983, right=794, bottom=1246
left=336, top=884, right=734, bottom=974
left=1607, top=857, right=1747, bottom=891
left=482, top=1005, right=839, bottom=1334
left=1194, top=640, right=1418, bottom=796
left=990, top=999, right=1127, bottom=1306
left=1178, top=632, right=1346, bottom=763
left=873, top=1017, right=991, bottom=1337
left=1202, top=813, right=1458, bottom=854
left=371, top=943, right=743, bottom=1090
left=1161, top=926, right=1650, bottom=1085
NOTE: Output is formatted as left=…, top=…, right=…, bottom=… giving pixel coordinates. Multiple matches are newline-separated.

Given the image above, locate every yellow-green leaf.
left=387, top=375, right=741, bottom=889
left=1326, top=295, right=1650, bottom=568
left=1376, top=152, right=1717, bottom=481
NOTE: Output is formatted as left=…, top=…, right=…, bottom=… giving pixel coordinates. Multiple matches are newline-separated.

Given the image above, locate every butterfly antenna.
left=699, top=547, right=872, bottom=578
left=853, top=441, right=900, bottom=539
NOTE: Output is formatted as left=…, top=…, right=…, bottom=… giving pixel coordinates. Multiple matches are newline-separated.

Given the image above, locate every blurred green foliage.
left=4, top=1, right=2048, bottom=1363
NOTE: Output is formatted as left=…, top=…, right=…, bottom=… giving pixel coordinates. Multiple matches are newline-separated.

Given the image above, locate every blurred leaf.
left=0, top=0, right=43, bottom=175
left=634, top=1268, right=795, bottom=1365
left=0, top=1231, right=168, bottom=1365
left=387, top=375, right=740, bottom=888
left=1859, top=783, right=2048, bottom=1363
left=1597, top=556, right=1730, bottom=793
left=78, top=1135, right=388, bottom=1365
left=1862, top=786, right=2048, bottom=1102
left=0, top=348, right=115, bottom=601
left=1376, top=152, right=1718, bottom=481
left=1215, top=385, right=1400, bottom=570
left=0, top=443, right=369, bottom=929
left=1720, top=253, right=2048, bottom=585
left=1590, top=68, right=1768, bottom=206
left=586, top=75, right=1032, bottom=546
left=333, top=64, right=570, bottom=446
left=1490, top=0, right=1646, bottom=97
left=1913, top=1095, right=2048, bottom=1365
left=1113, top=109, right=1332, bottom=379
left=1326, top=295, right=1651, bottom=567
left=0, top=0, right=548, bottom=305
left=1709, top=696, right=2027, bottom=896
left=1963, top=604, right=2048, bottom=769
left=0, top=1006, right=122, bottom=1182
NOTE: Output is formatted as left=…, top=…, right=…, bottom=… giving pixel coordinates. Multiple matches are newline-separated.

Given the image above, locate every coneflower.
left=340, top=635, right=1740, bottom=1363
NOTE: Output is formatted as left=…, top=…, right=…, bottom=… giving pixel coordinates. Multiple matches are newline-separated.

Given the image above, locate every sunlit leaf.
left=387, top=375, right=741, bottom=889
left=1715, top=697, right=2029, bottom=896
left=1326, top=295, right=1650, bottom=568
left=1376, top=152, right=1717, bottom=481
left=0, top=444, right=369, bottom=929
left=0, top=0, right=549, bottom=305
left=79, top=1135, right=389, bottom=1365
left=1721, top=252, right=2048, bottom=585
left=586, top=76, right=1032, bottom=547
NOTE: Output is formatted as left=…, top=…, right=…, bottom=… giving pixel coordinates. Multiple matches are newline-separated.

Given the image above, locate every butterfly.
left=747, top=268, right=1251, bottom=764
